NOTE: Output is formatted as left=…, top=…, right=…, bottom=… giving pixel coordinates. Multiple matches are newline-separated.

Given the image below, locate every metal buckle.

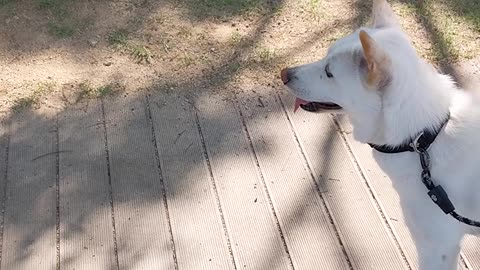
left=410, top=132, right=425, bottom=153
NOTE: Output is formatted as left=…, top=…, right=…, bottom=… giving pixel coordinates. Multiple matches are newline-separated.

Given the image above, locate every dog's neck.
left=353, top=60, right=455, bottom=147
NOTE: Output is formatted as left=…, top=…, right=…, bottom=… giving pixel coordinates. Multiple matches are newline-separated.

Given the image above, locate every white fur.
left=284, top=1, right=480, bottom=269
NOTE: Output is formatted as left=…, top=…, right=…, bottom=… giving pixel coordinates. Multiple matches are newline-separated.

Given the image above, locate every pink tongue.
left=294, top=98, right=309, bottom=113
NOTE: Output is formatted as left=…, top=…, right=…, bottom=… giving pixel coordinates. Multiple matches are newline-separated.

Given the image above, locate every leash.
left=369, top=114, right=480, bottom=227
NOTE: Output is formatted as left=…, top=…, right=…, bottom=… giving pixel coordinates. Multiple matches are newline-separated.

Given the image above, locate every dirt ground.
left=0, top=0, right=479, bottom=116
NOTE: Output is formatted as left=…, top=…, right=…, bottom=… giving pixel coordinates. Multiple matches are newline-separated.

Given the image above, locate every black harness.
left=369, top=114, right=480, bottom=227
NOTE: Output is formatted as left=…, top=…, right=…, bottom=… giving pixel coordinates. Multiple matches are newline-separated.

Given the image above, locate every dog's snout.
left=280, top=68, right=291, bottom=85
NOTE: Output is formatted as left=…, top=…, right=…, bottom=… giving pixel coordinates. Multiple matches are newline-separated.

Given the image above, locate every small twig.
left=32, top=150, right=72, bottom=161
left=174, top=130, right=186, bottom=144
left=186, top=100, right=200, bottom=112
left=154, top=101, right=163, bottom=109
left=257, top=97, right=265, bottom=108
left=85, top=120, right=111, bottom=128
left=183, top=142, right=193, bottom=153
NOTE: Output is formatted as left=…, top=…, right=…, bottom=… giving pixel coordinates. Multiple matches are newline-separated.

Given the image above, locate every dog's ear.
left=372, top=0, right=399, bottom=28
left=359, top=30, right=390, bottom=87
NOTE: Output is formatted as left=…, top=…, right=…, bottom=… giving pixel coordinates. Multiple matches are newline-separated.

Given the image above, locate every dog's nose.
left=280, top=68, right=291, bottom=85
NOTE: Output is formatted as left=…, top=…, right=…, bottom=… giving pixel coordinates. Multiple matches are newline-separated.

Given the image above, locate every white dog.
left=281, top=1, right=480, bottom=269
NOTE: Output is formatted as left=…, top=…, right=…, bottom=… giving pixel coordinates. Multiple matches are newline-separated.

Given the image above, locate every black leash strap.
left=370, top=115, right=480, bottom=227
left=414, top=142, right=480, bottom=227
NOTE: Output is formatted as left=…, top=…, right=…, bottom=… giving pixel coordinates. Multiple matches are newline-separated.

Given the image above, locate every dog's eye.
left=325, top=64, right=333, bottom=78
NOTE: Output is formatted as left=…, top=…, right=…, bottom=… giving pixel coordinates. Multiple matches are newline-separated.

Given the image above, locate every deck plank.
left=194, top=93, right=294, bottom=270
left=463, top=235, right=480, bottom=269
left=238, top=91, right=351, bottom=270
left=59, top=101, right=117, bottom=269
left=103, top=95, right=176, bottom=269
left=280, top=93, right=409, bottom=270
left=0, top=118, right=7, bottom=261
left=149, top=93, right=234, bottom=270
left=1, top=109, right=57, bottom=270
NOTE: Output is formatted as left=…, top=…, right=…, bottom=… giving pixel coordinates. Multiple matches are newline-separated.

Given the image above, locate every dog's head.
left=282, top=0, right=421, bottom=143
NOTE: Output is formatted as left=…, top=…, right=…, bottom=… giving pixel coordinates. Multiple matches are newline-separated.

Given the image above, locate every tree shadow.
left=392, top=0, right=480, bottom=84
left=0, top=0, right=479, bottom=269
left=0, top=0, right=285, bottom=60
left=438, top=0, right=480, bottom=32
left=0, top=91, right=275, bottom=269
left=0, top=1, right=302, bottom=269
left=0, top=0, right=166, bottom=55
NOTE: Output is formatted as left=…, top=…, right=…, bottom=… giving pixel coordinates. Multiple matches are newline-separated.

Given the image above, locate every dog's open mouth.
left=294, top=98, right=342, bottom=113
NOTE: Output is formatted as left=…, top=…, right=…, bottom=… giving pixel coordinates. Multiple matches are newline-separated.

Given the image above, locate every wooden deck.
left=0, top=89, right=478, bottom=270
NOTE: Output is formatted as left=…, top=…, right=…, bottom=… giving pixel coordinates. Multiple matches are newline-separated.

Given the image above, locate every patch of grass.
left=305, top=0, right=320, bottom=16
left=36, top=81, right=56, bottom=94
left=12, top=81, right=56, bottom=112
left=78, top=82, right=115, bottom=100
left=416, top=1, right=459, bottom=62
left=96, top=85, right=113, bottom=97
left=37, top=0, right=79, bottom=38
left=440, top=0, right=480, bottom=33
left=301, top=0, right=335, bottom=21
left=78, top=82, right=95, bottom=99
left=38, top=0, right=59, bottom=10
left=392, top=0, right=480, bottom=63
left=130, top=45, right=152, bottom=64
left=395, top=2, right=417, bottom=17
left=108, top=29, right=129, bottom=47
left=0, top=0, right=17, bottom=17
left=0, top=0, right=14, bottom=7
left=177, top=26, right=192, bottom=39
left=271, top=3, right=285, bottom=16
left=108, top=30, right=152, bottom=64
left=227, top=62, right=242, bottom=73
left=429, top=0, right=479, bottom=60
left=38, top=0, right=70, bottom=20
left=396, top=0, right=480, bottom=63
left=231, top=31, right=243, bottom=43
left=255, top=46, right=275, bottom=62
left=179, top=54, right=196, bottom=67
left=12, top=97, right=38, bottom=112
left=48, top=21, right=74, bottom=38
